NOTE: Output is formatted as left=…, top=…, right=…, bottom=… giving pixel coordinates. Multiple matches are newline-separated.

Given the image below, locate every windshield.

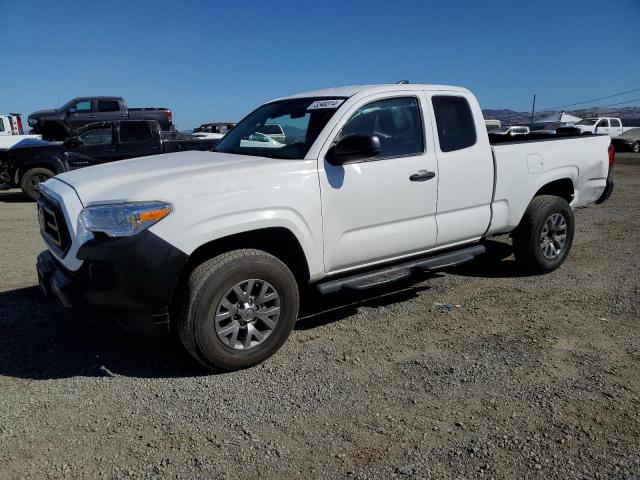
left=215, top=97, right=346, bottom=159
left=577, top=119, right=598, bottom=125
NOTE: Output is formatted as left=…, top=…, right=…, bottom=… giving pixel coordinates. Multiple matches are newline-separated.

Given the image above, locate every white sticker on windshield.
left=307, top=99, right=345, bottom=110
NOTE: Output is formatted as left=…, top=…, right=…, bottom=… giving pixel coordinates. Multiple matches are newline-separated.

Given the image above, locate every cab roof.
left=274, top=84, right=471, bottom=102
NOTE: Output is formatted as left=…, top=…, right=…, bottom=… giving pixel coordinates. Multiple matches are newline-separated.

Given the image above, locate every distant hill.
left=483, top=106, right=640, bottom=127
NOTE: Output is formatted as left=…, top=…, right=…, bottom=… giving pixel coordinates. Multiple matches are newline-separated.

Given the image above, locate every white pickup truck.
left=35, top=83, right=614, bottom=371
left=573, top=117, right=635, bottom=136
left=0, top=113, right=42, bottom=150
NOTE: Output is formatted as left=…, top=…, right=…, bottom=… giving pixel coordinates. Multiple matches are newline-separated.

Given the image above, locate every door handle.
left=409, top=170, right=436, bottom=182
left=88, top=115, right=96, bottom=118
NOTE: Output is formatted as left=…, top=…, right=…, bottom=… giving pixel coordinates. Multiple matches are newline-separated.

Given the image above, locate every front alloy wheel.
left=177, top=249, right=299, bottom=371
left=215, top=279, right=281, bottom=350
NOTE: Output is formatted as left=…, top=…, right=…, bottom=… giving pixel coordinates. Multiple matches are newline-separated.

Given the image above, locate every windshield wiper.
left=215, top=149, right=281, bottom=159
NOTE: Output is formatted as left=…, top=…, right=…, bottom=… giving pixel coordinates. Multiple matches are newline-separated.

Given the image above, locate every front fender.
left=17, top=154, right=67, bottom=178
left=150, top=207, right=325, bottom=281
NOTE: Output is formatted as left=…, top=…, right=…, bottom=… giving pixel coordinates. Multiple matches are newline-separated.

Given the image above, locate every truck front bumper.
left=37, top=231, right=188, bottom=335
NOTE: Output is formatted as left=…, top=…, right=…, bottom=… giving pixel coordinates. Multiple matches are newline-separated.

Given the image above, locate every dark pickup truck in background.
left=0, top=120, right=218, bottom=200
left=28, top=96, right=173, bottom=141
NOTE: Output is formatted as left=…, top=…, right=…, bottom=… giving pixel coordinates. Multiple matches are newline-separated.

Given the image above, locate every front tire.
left=177, top=249, right=299, bottom=371
left=513, top=195, right=575, bottom=274
left=20, top=167, right=54, bottom=201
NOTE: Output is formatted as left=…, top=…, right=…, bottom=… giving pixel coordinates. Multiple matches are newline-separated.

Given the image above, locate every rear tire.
left=513, top=195, right=574, bottom=274
left=177, top=249, right=299, bottom=372
left=20, top=167, right=54, bottom=201
left=633, top=141, right=640, bottom=154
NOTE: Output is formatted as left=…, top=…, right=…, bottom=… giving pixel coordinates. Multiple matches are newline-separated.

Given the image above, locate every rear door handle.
left=409, top=170, right=436, bottom=182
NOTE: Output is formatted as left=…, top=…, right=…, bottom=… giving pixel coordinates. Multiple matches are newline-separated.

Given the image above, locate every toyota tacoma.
left=35, top=83, right=615, bottom=371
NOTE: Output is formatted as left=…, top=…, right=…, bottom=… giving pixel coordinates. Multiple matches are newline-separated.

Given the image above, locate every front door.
left=65, top=124, right=115, bottom=169
left=318, top=93, right=439, bottom=273
left=66, top=100, right=96, bottom=132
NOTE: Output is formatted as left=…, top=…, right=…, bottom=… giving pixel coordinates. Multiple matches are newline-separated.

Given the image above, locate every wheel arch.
left=170, top=226, right=312, bottom=313
left=16, top=155, right=65, bottom=182
left=533, top=177, right=574, bottom=203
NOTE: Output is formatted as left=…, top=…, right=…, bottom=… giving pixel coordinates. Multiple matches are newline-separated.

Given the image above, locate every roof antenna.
left=397, top=80, right=410, bottom=84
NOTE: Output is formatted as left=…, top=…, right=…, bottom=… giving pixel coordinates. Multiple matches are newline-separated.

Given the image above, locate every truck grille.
left=37, top=193, right=71, bottom=256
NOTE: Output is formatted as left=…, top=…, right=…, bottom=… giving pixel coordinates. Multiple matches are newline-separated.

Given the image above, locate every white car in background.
left=488, top=125, right=530, bottom=136
left=191, top=122, right=236, bottom=140
left=574, top=117, right=625, bottom=136
left=256, top=123, right=286, bottom=143
left=239, top=132, right=285, bottom=148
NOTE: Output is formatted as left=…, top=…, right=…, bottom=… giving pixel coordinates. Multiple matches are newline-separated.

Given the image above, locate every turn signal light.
left=137, top=208, right=171, bottom=222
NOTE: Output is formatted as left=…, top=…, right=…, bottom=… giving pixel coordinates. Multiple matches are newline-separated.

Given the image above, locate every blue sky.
left=1, top=0, right=639, bottom=130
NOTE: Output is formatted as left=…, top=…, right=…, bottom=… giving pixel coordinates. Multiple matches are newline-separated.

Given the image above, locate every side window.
left=80, top=127, right=113, bottom=145
left=340, top=97, right=424, bottom=158
left=97, top=100, right=120, bottom=112
left=610, top=119, right=621, bottom=127
left=119, top=122, right=153, bottom=143
left=0, top=119, right=5, bottom=132
left=72, top=100, right=92, bottom=112
left=597, top=119, right=609, bottom=128
left=432, top=96, right=477, bottom=152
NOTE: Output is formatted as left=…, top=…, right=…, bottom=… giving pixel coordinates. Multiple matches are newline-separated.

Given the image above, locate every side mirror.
left=67, top=108, right=77, bottom=115
left=326, top=134, right=381, bottom=165
left=64, top=136, right=83, bottom=148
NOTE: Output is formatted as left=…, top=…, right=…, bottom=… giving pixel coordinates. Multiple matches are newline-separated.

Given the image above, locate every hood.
left=55, top=150, right=311, bottom=206
left=29, top=109, right=60, bottom=118
left=6, top=138, right=55, bottom=151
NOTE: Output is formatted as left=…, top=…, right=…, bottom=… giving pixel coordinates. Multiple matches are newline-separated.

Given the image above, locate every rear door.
left=115, top=121, right=159, bottom=160
left=318, top=91, right=439, bottom=272
left=426, top=92, right=493, bottom=246
left=609, top=118, right=623, bottom=137
left=96, top=99, right=126, bottom=123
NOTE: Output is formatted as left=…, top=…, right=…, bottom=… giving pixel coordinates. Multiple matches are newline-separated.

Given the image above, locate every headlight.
left=79, top=202, right=172, bottom=238
left=28, top=117, right=37, bottom=126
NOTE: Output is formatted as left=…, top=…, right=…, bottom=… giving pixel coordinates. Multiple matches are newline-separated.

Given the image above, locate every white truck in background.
left=35, top=83, right=615, bottom=372
left=0, top=113, right=43, bottom=150
left=574, top=117, right=635, bottom=136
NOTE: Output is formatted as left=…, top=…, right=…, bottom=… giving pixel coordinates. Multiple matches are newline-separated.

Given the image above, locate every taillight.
left=608, top=143, right=615, bottom=174
left=164, top=110, right=172, bottom=123
left=16, top=116, right=23, bottom=135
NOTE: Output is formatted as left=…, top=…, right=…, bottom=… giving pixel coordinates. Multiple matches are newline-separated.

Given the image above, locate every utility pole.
left=529, top=94, right=536, bottom=127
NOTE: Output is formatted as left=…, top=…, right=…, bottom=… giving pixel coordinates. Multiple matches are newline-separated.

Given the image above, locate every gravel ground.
left=0, top=154, right=639, bottom=480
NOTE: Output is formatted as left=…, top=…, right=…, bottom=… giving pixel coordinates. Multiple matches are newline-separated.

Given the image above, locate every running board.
left=317, top=244, right=486, bottom=295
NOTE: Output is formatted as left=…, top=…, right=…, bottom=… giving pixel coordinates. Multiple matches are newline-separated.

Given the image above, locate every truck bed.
left=488, top=131, right=587, bottom=145
left=486, top=133, right=611, bottom=236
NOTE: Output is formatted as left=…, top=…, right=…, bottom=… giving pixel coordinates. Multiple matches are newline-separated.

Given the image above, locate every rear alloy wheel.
left=20, top=167, right=54, bottom=201
left=177, top=249, right=299, bottom=371
left=539, top=213, right=568, bottom=260
left=633, top=141, right=640, bottom=154
left=513, top=195, right=575, bottom=274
